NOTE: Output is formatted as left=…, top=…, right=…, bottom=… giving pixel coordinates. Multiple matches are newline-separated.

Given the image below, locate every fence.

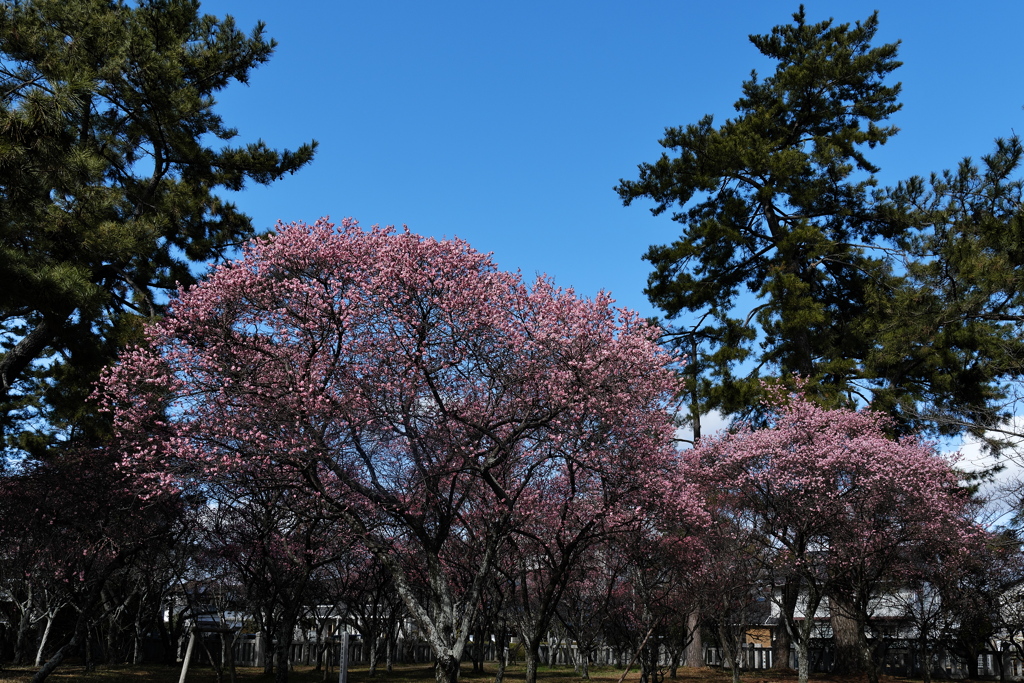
left=181, top=634, right=660, bottom=671
left=704, top=644, right=773, bottom=670
left=185, top=633, right=487, bottom=669
left=704, top=643, right=1024, bottom=680
left=180, top=630, right=1024, bottom=681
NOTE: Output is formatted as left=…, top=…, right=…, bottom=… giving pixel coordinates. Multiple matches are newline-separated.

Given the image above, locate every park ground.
left=0, top=663, right=911, bottom=683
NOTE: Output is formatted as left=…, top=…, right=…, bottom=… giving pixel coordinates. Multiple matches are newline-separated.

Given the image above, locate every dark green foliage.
left=870, top=136, right=1024, bottom=445
left=0, top=0, right=316, bottom=456
left=617, top=5, right=1023, bottom=442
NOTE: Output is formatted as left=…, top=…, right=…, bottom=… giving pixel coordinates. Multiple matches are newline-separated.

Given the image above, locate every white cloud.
left=950, top=419, right=1024, bottom=528
left=674, top=409, right=732, bottom=447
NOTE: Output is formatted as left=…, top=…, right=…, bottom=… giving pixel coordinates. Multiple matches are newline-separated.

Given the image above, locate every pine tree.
left=616, top=6, right=1015, bottom=442
left=0, top=0, right=316, bottom=456
left=617, top=6, right=902, bottom=427
left=617, top=7, right=1024, bottom=674
left=871, top=136, right=1024, bottom=446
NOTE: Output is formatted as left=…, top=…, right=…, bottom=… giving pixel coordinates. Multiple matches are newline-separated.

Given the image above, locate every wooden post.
left=178, top=631, right=197, bottom=683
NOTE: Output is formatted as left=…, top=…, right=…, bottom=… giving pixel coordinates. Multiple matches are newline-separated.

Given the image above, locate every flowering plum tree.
left=684, top=394, right=979, bottom=683
left=597, top=529, right=704, bottom=683
left=874, top=532, right=1000, bottom=683
left=0, top=449, right=183, bottom=682
left=203, top=479, right=344, bottom=683
left=691, top=512, right=771, bottom=683
left=99, top=218, right=683, bottom=683
left=555, top=553, right=624, bottom=679
left=501, top=445, right=699, bottom=683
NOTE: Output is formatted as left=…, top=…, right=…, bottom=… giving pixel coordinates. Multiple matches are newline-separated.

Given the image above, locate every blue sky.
left=198, top=0, right=1023, bottom=323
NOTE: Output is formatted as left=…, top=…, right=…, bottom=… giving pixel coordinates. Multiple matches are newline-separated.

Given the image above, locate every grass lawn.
left=0, top=662, right=905, bottom=683
left=2, top=662, right=584, bottom=683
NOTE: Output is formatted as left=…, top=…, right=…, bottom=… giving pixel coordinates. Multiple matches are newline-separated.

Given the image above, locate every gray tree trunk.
left=684, top=610, right=702, bottom=668
left=34, top=612, right=56, bottom=667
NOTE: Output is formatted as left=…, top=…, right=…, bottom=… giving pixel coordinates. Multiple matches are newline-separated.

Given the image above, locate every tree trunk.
left=368, top=633, right=379, bottom=676
left=524, top=647, right=539, bottom=683
left=133, top=610, right=146, bottom=665
left=830, top=591, right=864, bottom=676
left=435, top=652, right=461, bottom=683
left=0, top=313, right=67, bottom=410
left=517, top=626, right=545, bottom=683
left=773, top=576, right=798, bottom=670
left=790, top=589, right=822, bottom=683
left=13, top=590, right=33, bottom=665
left=260, top=624, right=274, bottom=675
left=156, top=613, right=172, bottom=666
left=34, top=612, right=56, bottom=667
left=32, top=611, right=89, bottom=683
left=718, top=623, right=741, bottom=683
left=642, top=637, right=663, bottom=683
left=919, top=632, right=932, bottom=683
left=85, top=626, right=95, bottom=672
left=313, top=625, right=323, bottom=672
left=105, top=605, right=119, bottom=666
left=493, top=627, right=508, bottom=683
left=472, top=628, right=484, bottom=674
left=494, top=648, right=507, bottom=683
left=684, top=609, right=703, bottom=668
left=965, top=644, right=980, bottom=680
left=199, top=632, right=226, bottom=683
left=226, top=631, right=238, bottom=683
left=274, top=610, right=298, bottom=683
left=796, top=638, right=810, bottom=683
left=177, top=631, right=197, bottom=683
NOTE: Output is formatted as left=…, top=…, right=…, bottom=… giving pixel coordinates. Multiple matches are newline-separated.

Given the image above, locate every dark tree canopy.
left=0, top=0, right=316, bottom=456
left=871, top=136, right=1024, bottom=446
left=617, top=6, right=1021, bottom=442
